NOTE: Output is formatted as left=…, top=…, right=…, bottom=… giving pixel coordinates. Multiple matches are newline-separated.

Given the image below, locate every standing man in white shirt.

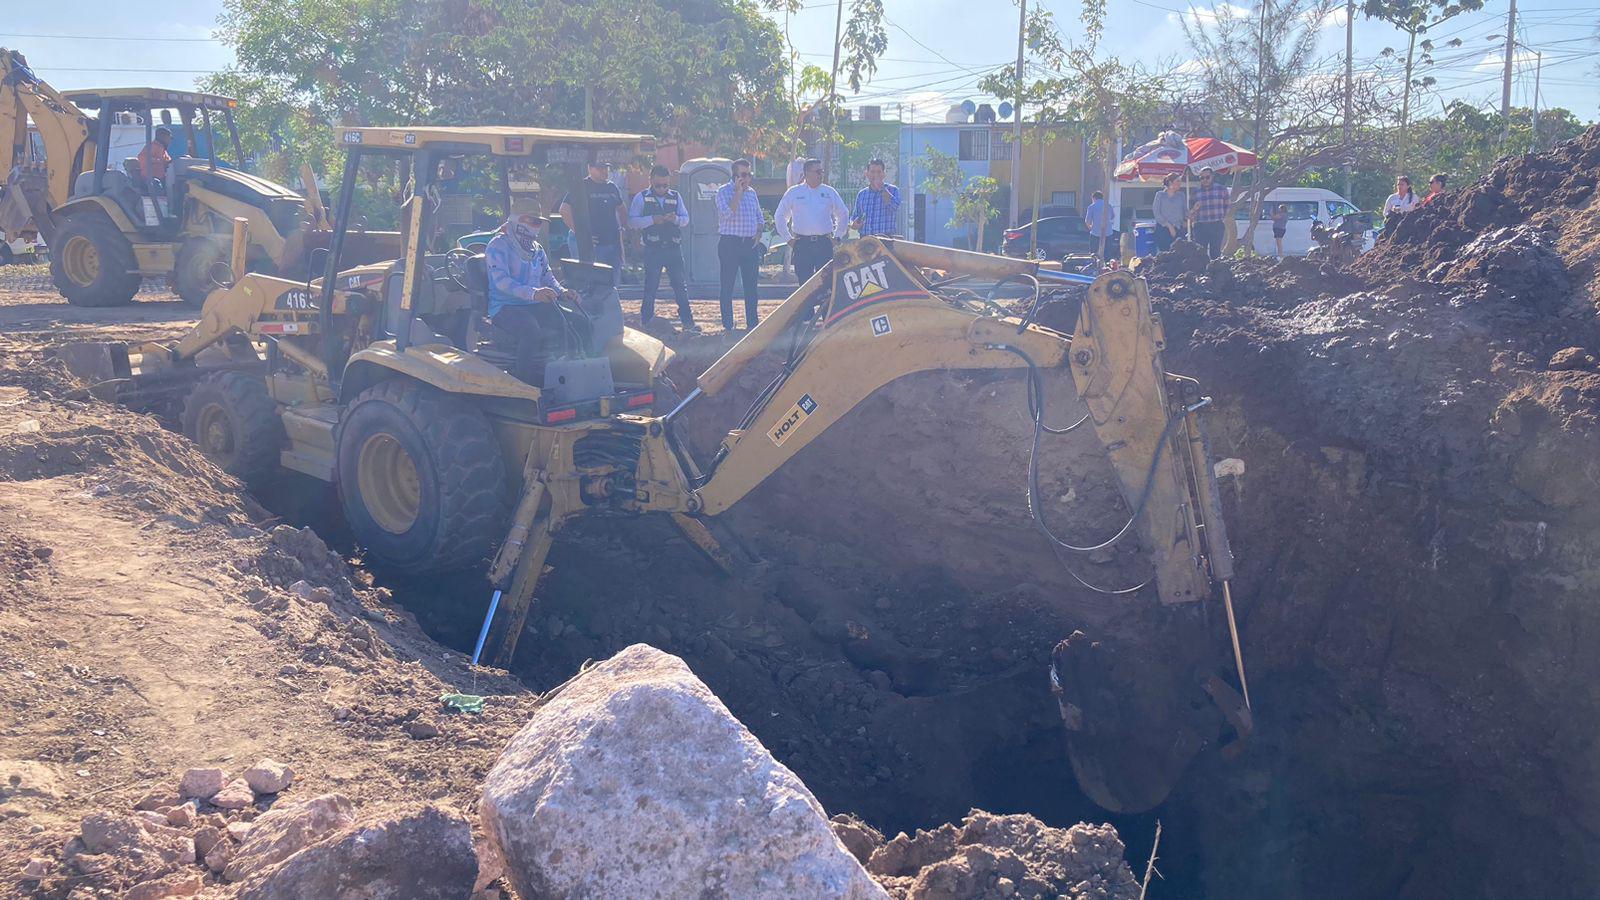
left=775, top=158, right=850, bottom=285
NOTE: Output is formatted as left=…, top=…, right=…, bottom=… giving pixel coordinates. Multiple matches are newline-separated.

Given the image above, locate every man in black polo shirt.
left=559, top=161, right=628, bottom=285
left=628, top=164, right=697, bottom=331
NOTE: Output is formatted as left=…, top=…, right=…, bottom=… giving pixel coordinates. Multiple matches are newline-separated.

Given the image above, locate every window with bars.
left=990, top=132, right=1012, bottom=161
left=958, top=129, right=989, bottom=161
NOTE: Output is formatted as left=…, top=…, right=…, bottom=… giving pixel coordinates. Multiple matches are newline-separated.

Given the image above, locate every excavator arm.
left=634, top=237, right=1232, bottom=607
left=0, top=48, right=96, bottom=241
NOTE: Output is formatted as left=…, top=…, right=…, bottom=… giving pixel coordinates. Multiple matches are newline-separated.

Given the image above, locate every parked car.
left=1002, top=216, right=1091, bottom=260
left=1234, top=187, right=1372, bottom=256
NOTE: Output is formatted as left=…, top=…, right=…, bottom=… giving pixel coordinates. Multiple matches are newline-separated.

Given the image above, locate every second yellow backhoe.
left=0, top=48, right=397, bottom=306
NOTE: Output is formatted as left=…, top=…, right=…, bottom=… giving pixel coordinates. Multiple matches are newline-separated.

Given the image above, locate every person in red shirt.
left=136, top=126, right=173, bottom=183
left=1420, top=173, right=1447, bottom=206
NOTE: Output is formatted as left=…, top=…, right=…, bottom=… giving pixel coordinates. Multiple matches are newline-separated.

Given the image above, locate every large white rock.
left=480, top=644, right=888, bottom=900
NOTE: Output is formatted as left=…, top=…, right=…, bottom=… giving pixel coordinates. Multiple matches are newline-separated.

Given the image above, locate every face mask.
left=509, top=217, right=540, bottom=257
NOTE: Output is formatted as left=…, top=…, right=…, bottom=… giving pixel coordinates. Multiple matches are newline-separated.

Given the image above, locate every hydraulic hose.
left=993, top=343, right=1204, bottom=595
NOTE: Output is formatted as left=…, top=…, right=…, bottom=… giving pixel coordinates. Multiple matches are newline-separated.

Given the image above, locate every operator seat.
left=73, top=169, right=142, bottom=226
left=379, top=259, right=451, bottom=347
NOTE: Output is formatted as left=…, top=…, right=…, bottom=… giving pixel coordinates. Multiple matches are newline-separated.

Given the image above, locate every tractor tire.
left=335, top=380, right=509, bottom=574
left=181, top=371, right=285, bottom=483
left=0, top=244, right=13, bottom=266
left=173, top=235, right=231, bottom=307
left=49, top=214, right=141, bottom=307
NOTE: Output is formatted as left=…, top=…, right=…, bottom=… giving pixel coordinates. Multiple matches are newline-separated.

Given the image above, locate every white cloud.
left=901, top=90, right=956, bottom=121
left=1473, top=48, right=1541, bottom=73
left=1304, top=5, right=1349, bottom=30
left=1166, top=3, right=1254, bottom=30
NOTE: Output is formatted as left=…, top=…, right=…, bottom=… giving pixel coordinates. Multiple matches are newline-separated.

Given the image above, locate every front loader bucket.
left=56, top=341, right=132, bottom=401
left=1, top=165, right=51, bottom=241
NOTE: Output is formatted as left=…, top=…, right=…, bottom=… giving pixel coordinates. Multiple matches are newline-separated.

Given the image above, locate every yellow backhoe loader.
left=0, top=48, right=397, bottom=306
left=61, top=125, right=1250, bottom=816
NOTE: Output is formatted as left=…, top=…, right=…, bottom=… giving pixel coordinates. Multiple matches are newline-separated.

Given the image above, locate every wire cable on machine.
left=994, top=343, right=1204, bottom=595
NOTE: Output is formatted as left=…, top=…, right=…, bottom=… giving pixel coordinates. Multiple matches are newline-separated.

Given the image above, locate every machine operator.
left=136, top=126, right=173, bottom=184
left=485, top=213, right=591, bottom=384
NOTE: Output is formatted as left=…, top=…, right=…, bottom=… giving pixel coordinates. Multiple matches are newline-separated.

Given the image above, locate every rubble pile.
left=834, top=811, right=1141, bottom=900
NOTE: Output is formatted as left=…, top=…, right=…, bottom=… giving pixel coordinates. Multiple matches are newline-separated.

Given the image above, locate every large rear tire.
left=173, top=235, right=231, bottom=307
left=181, top=371, right=284, bottom=483
left=335, top=381, right=509, bottom=573
left=50, top=214, right=141, bottom=307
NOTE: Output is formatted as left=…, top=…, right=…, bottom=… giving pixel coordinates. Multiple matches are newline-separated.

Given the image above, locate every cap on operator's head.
left=155, top=126, right=173, bottom=139
left=507, top=213, right=542, bottom=252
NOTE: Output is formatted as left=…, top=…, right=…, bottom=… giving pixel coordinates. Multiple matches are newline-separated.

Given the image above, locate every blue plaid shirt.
left=485, top=233, right=563, bottom=318
left=852, top=183, right=902, bottom=236
left=715, top=181, right=763, bottom=238
left=1190, top=183, right=1233, bottom=223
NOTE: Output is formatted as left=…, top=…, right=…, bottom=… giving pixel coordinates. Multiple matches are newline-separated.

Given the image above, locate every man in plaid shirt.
left=850, top=158, right=901, bottom=237
left=1186, top=166, right=1233, bottom=259
left=715, top=157, right=764, bottom=330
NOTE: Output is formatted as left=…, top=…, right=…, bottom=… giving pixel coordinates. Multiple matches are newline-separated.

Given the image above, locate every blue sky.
left=3, top=0, right=1594, bottom=123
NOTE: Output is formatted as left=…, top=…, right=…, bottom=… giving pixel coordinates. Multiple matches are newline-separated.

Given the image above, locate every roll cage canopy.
left=317, top=125, right=655, bottom=361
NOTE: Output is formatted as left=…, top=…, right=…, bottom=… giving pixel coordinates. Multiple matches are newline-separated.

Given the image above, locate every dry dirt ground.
left=2, top=125, right=1598, bottom=900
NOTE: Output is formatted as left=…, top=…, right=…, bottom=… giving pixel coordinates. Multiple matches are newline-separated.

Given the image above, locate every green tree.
left=921, top=147, right=999, bottom=250
left=199, top=70, right=340, bottom=193
left=1361, top=0, right=1484, bottom=173
left=978, top=1, right=1166, bottom=257
left=1182, top=0, right=1399, bottom=251
left=213, top=0, right=792, bottom=161
left=1297, top=103, right=1590, bottom=208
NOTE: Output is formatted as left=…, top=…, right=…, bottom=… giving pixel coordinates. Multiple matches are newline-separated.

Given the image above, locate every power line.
left=0, top=32, right=221, bottom=43
left=30, top=66, right=221, bottom=73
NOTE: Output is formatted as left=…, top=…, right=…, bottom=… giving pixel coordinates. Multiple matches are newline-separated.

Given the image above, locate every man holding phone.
left=850, top=158, right=901, bottom=237
left=714, top=158, right=764, bottom=330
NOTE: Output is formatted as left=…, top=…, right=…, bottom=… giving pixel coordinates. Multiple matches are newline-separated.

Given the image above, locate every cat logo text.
left=842, top=260, right=892, bottom=301
left=768, top=394, right=818, bottom=447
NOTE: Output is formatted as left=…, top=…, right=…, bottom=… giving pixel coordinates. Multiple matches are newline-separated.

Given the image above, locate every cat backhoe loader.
left=0, top=48, right=397, bottom=306
left=62, top=125, right=1250, bottom=817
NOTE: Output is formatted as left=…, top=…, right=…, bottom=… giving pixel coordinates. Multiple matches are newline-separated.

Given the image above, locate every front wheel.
left=50, top=214, right=141, bottom=307
left=334, top=381, right=510, bottom=573
left=181, top=371, right=284, bottom=483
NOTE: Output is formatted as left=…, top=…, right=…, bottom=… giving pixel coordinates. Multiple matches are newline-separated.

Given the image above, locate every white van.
left=1234, top=187, right=1369, bottom=257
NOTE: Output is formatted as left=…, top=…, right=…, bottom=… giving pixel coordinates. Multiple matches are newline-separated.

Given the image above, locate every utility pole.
left=825, top=0, right=845, bottom=177
left=1343, top=0, right=1353, bottom=200
left=1500, top=0, right=1517, bottom=145
left=1531, top=48, right=1542, bottom=149
left=1011, top=0, right=1026, bottom=227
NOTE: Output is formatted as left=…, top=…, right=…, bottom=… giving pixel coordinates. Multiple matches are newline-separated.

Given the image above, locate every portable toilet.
left=679, top=158, right=732, bottom=285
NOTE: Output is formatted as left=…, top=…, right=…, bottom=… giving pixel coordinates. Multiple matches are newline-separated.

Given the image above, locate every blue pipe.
left=471, top=589, right=502, bottom=666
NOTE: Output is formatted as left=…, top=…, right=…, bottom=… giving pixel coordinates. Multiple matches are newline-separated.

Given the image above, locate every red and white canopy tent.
left=1114, top=134, right=1258, bottom=182
left=1110, top=134, right=1258, bottom=234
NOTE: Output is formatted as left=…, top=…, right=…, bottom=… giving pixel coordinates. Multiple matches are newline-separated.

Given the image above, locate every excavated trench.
left=259, top=128, right=1600, bottom=899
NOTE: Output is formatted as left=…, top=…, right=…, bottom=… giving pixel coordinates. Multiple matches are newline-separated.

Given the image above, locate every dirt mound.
left=836, top=810, right=1140, bottom=899
left=1357, top=124, right=1600, bottom=315
left=0, top=378, right=545, bottom=899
